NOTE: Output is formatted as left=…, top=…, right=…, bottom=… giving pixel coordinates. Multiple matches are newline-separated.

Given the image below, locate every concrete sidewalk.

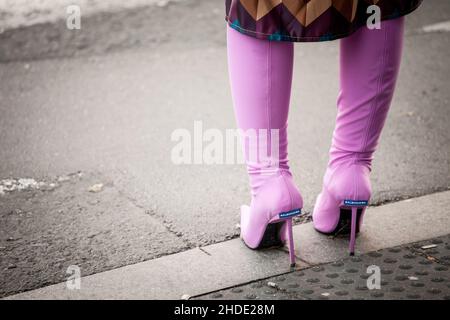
left=6, top=191, right=450, bottom=300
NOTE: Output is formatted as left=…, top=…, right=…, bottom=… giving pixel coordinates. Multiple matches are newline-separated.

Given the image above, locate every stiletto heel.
left=340, top=200, right=368, bottom=256
left=349, top=207, right=357, bottom=256
left=249, top=208, right=301, bottom=266
left=285, top=218, right=296, bottom=268
left=275, top=210, right=300, bottom=267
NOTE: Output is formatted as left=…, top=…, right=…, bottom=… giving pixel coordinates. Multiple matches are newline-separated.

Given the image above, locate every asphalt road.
left=0, top=0, right=449, bottom=297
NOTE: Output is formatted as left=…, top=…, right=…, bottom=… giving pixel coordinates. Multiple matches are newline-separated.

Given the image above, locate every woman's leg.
left=332, top=17, right=405, bottom=169
left=227, top=26, right=302, bottom=263
left=227, top=26, right=294, bottom=195
left=313, top=18, right=405, bottom=235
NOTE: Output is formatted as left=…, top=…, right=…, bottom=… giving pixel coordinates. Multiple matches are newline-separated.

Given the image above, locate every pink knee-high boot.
left=227, top=26, right=303, bottom=267
left=313, top=18, right=405, bottom=255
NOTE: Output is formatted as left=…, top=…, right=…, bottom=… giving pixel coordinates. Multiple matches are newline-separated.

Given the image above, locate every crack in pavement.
left=115, top=184, right=197, bottom=250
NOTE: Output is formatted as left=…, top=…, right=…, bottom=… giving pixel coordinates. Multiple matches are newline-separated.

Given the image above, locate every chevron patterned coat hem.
left=225, top=0, right=422, bottom=42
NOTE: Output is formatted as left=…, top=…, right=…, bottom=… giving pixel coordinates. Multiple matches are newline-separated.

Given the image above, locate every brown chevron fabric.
left=225, top=0, right=422, bottom=41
